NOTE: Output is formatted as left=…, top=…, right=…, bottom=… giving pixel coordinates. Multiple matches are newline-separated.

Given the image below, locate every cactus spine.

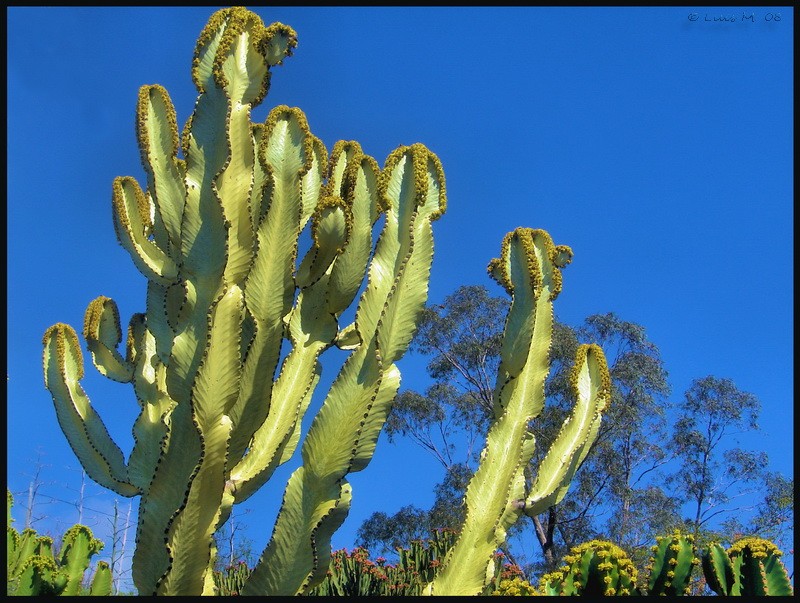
left=43, top=6, right=444, bottom=596
left=702, top=537, right=794, bottom=596
left=424, top=229, right=612, bottom=595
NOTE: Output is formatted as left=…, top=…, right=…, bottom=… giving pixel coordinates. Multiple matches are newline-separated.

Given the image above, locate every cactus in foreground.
left=42, top=6, right=611, bottom=597
left=423, top=228, right=612, bottom=595
left=702, top=537, right=794, bottom=596
left=538, top=540, right=639, bottom=596
left=642, top=529, right=699, bottom=596
left=7, top=490, right=112, bottom=596
left=43, top=6, right=444, bottom=596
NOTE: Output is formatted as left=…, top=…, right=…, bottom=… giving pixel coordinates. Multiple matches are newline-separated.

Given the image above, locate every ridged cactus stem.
left=42, top=7, right=445, bottom=596
left=241, top=143, right=446, bottom=596
left=425, top=229, right=611, bottom=595
left=702, top=537, right=794, bottom=596
left=537, top=540, right=638, bottom=596
left=644, top=530, right=699, bottom=596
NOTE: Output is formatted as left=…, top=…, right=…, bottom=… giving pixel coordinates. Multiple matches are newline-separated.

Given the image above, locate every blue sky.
left=7, top=6, right=793, bottom=590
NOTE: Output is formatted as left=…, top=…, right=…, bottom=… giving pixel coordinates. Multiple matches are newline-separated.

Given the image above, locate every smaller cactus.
left=307, top=529, right=458, bottom=596
left=643, top=529, right=700, bottom=596
left=212, top=561, right=251, bottom=596
left=6, top=490, right=111, bottom=596
left=702, top=536, right=794, bottom=597
left=537, top=540, right=638, bottom=596
left=491, top=576, right=538, bottom=596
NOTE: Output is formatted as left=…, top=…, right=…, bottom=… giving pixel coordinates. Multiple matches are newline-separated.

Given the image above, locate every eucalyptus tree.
left=667, top=376, right=769, bottom=541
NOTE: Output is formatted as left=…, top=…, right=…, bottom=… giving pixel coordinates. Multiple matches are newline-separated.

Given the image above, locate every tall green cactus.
left=43, top=6, right=444, bottom=596
left=702, top=537, right=794, bottom=596
left=424, top=228, right=612, bottom=595
left=42, top=6, right=611, bottom=597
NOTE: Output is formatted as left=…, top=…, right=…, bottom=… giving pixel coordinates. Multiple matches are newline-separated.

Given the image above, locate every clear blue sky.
left=7, top=6, right=793, bottom=590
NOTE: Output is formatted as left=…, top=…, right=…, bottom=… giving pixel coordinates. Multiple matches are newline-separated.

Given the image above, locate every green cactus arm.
left=728, top=537, right=794, bottom=597
left=357, top=144, right=445, bottom=361
left=325, top=141, right=381, bottom=318
left=761, top=551, right=794, bottom=596
left=42, top=324, right=138, bottom=497
left=227, top=106, right=320, bottom=465
left=8, top=528, right=38, bottom=578
left=229, top=233, right=346, bottom=501
left=156, top=286, right=244, bottom=595
left=241, top=144, right=444, bottom=596
left=521, top=342, right=610, bottom=516
left=295, top=196, right=353, bottom=288
left=646, top=531, right=698, bottom=596
left=740, top=547, right=767, bottom=596
left=701, top=541, right=735, bottom=595
left=300, top=135, right=328, bottom=230
left=427, top=228, right=569, bottom=596
left=8, top=526, right=20, bottom=571
left=177, top=99, right=228, bottom=284
left=89, top=561, right=113, bottom=596
left=143, top=282, right=177, bottom=364
left=112, top=175, right=179, bottom=285
left=213, top=79, right=256, bottom=287
left=136, top=84, right=185, bottom=259
left=193, top=7, right=296, bottom=106
left=130, top=383, right=201, bottom=595
left=34, top=535, right=54, bottom=561
left=349, top=363, right=402, bottom=473
left=12, top=555, right=62, bottom=596
left=58, top=524, right=104, bottom=596
left=83, top=296, right=134, bottom=383
left=126, top=313, right=177, bottom=492
left=242, top=468, right=353, bottom=595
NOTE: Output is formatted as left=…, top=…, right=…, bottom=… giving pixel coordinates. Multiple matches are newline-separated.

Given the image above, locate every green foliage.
left=668, top=376, right=767, bottom=538
left=7, top=490, right=111, bottom=596
left=749, top=473, right=794, bottom=553
left=702, top=537, right=794, bottom=596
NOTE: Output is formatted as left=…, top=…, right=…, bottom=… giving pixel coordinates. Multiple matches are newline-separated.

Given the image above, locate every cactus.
left=7, top=490, right=111, bottom=596
left=642, top=529, right=700, bottom=596
left=491, top=576, right=539, bottom=596
left=702, top=536, right=794, bottom=596
left=537, top=539, right=639, bottom=596
left=43, top=6, right=445, bottom=596
left=423, top=228, right=612, bottom=595
left=304, top=532, right=528, bottom=596
left=212, top=561, right=251, bottom=596
left=41, top=5, right=612, bottom=597
left=308, top=530, right=457, bottom=596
